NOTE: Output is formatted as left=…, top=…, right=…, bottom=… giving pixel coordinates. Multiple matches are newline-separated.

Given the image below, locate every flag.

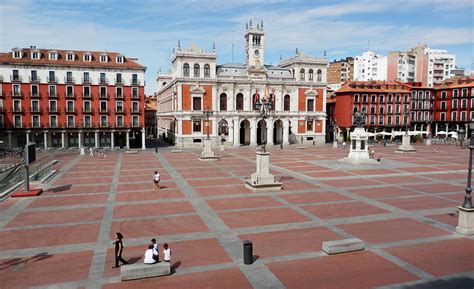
left=254, top=89, right=260, bottom=103
left=265, top=88, right=270, bottom=100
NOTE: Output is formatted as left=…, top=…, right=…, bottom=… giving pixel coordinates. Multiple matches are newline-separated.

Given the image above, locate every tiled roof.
left=435, top=75, right=474, bottom=89
left=336, top=80, right=411, bottom=94
left=0, top=48, right=146, bottom=70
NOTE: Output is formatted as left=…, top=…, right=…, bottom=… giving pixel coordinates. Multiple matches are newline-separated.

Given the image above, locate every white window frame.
left=116, top=101, right=124, bottom=112
left=13, top=99, right=21, bottom=112
left=32, top=115, right=40, bottom=128
left=31, top=99, right=39, bottom=113
left=452, top=99, right=458, bottom=109
left=453, top=89, right=459, bottom=98
left=13, top=51, right=22, bottom=58
left=48, top=85, right=56, bottom=97
left=116, top=56, right=124, bottom=63
left=13, top=84, right=21, bottom=96
left=461, top=111, right=467, bottom=122
left=354, top=94, right=359, bottom=102
left=49, top=52, right=57, bottom=60
left=387, top=115, right=392, bottom=125
left=31, top=52, right=40, bottom=59
left=14, top=115, right=22, bottom=128
left=462, top=88, right=468, bottom=97
left=100, top=115, right=108, bottom=127
left=100, top=54, right=108, bottom=62
left=49, top=100, right=57, bottom=111
left=83, top=86, right=90, bottom=97
left=83, top=54, right=91, bottom=62
left=440, top=112, right=446, bottom=122
left=67, top=115, right=75, bottom=127
left=50, top=115, right=58, bottom=127
left=471, top=111, right=474, bottom=121
left=116, top=115, right=124, bottom=127
left=132, top=87, right=138, bottom=98
left=83, top=100, right=91, bottom=112
left=132, top=115, right=139, bottom=127
left=441, top=91, right=447, bottom=99
left=84, top=115, right=92, bottom=127
left=66, top=100, right=74, bottom=112
left=131, top=101, right=139, bottom=113
left=100, top=101, right=108, bottom=112
left=66, top=53, right=74, bottom=61
left=452, top=111, right=458, bottom=121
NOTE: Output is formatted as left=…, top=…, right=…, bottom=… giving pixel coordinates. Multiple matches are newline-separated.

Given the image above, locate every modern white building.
left=353, top=51, right=387, bottom=81
left=156, top=21, right=328, bottom=147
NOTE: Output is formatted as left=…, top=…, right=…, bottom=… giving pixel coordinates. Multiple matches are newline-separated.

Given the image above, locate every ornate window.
left=220, top=93, right=227, bottom=111
left=300, top=69, right=305, bottom=80
left=317, top=69, right=322, bottom=82
left=194, top=64, right=200, bottom=77
left=204, top=64, right=210, bottom=77
left=284, top=95, right=290, bottom=111
left=308, top=69, right=313, bottom=81
left=236, top=93, right=244, bottom=111
left=183, top=63, right=190, bottom=77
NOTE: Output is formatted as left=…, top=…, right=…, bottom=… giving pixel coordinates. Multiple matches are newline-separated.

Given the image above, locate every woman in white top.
left=163, top=243, right=171, bottom=262
left=144, top=244, right=158, bottom=264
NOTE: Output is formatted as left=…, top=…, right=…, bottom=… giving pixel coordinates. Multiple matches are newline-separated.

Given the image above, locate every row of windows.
left=411, top=111, right=431, bottom=122
left=353, top=115, right=409, bottom=126
left=439, top=88, right=474, bottom=99
left=5, top=84, right=139, bottom=98
left=13, top=51, right=125, bottom=63
left=6, top=115, right=139, bottom=128
left=10, top=70, right=139, bottom=85
left=439, top=112, right=473, bottom=122
left=354, top=104, right=410, bottom=114
left=354, top=94, right=410, bottom=103
left=183, top=63, right=211, bottom=78
left=6, top=99, right=140, bottom=113
left=295, top=69, right=323, bottom=81
left=411, top=101, right=432, bottom=110
left=438, top=99, right=474, bottom=110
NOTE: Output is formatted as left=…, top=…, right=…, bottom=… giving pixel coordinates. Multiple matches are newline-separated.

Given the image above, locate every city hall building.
left=156, top=21, right=328, bottom=147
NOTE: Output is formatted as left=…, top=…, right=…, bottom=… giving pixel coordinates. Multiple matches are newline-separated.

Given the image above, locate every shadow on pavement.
left=397, top=276, right=474, bottom=289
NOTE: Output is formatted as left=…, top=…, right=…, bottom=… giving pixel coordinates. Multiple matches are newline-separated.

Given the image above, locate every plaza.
left=0, top=144, right=473, bottom=288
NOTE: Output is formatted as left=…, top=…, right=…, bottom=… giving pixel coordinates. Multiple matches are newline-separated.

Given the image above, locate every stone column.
left=445, top=123, right=448, bottom=134
left=435, top=123, right=438, bottom=135
left=95, top=131, right=99, bottom=148
left=61, top=131, right=66, bottom=148
left=212, top=118, right=218, bottom=139
left=142, top=128, right=146, bottom=149
left=43, top=131, right=48, bottom=149
left=78, top=131, right=83, bottom=148
left=7, top=131, right=12, bottom=149
left=266, top=118, right=274, bottom=145
left=456, top=124, right=459, bottom=132
left=26, top=130, right=31, bottom=144
left=283, top=120, right=289, bottom=145
left=126, top=130, right=130, bottom=149
left=111, top=131, right=115, bottom=150
left=250, top=118, right=257, bottom=146
left=466, top=123, right=469, bottom=139
left=233, top=118, right=240, bottom=146
left=228, top=119, right=234, bottom=144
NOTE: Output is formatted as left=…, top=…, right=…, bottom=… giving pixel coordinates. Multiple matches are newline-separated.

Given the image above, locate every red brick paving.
left=349, top=169, right=397, bottom=175
left=278, top=191, right=352, bottom=204
left=0, top=198, right=17, bottom=211
left=380, top=196, right=458, bottom=211
left=281, top=181, right=319, bottom=191
left=53, top=177, right=113, bottom=186
left=7, top=207, right=105, bottom=228
left=116, top=182, right=177, bottom=192
left=348, top=186, right=420, bottom=199
left=110, top=215, right=209, bottom=239
left=113, top=201, right=195, bottom=219
left=115, top=189, right=185, bottom=202
left=239, top=227, right=342, bottom=258
left=319, top=178, right=381, bottom=188
left=218, top=208, right=310, bottom=228
left=187, top=178, right=242, bottom=187
left=102, top=268, right=252, bottom=289
left=404, top=183, right=464, bottom=194
left=206, top=196, right=283, bottom=211
left=375, top=175, right=428, bottom=184
left=304, top=170, right=354, bottom=178
left=427, top=213, right=459, bottom=227
left=0, top=224, right=100, bottom=250
left=386, top=238, right=474, bottom=277
left=303, top=202, right=389, bottom=219
left=0, top=251, right=93, bottom=288
left=28, top=194, right=108, bottom=208
left=267, top=251, right=418, bottom=289
left=44, top=184, right=110, bottom=195
left=194, top=185, right=251, bottom=197
left=338, top=218, right=450, bottom=244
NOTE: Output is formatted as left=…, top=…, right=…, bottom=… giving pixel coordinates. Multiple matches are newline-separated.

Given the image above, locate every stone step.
left=322, top=238, right=365, bottom=255
left=121, top=262, right=171, bottom=281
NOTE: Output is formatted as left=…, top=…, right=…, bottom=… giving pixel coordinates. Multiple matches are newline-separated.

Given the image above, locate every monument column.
left=61, top=131, right=66, bottom=148
left=111, top=131, right=115, bottom=150
left=95, top=131, right=99, bottom=148
left=233, top=118, right=240, bottom=146
left=228, top=119, right=234, bottom=144
left=43, top=131, right=48, bottom=149
left=266, top=118, right=274, bottom=146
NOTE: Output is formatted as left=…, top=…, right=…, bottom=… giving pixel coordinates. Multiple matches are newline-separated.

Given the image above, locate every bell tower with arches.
left=245, top=20, right=265, bottom=68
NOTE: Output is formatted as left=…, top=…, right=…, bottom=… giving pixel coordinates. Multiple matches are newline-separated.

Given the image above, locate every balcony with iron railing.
left=66, top=122, right=76, bottom=128
left=48, top=107, right=60, bottom=113
left=65, top=92, right=76, bottom=99
left=47, top=76, right=59, bottom=83
left=100, top=93, right=109, bottom=99
left=10, top=75, right=23, bottom=82
left=49, top=122, right=59, bottom=128
left=30, top=91, right=41, bottom=98
left=99, top=108, right=109, bottom=114
left=115, top=93, right=124, bottom=99
left=115, top=122, right=125, bottom=128
left=115, top=108, right=126, bottom=114
left=12, top=106, right=23, bottom=113
left=29, top=76, right=41, bottom=83
left=65, top=107, right=76, bottom=113
left=48, top=91, right=58, bottom=98
left=100, top=121, right=109, bottom=128
left=82, top=108, right=94, bottom=114
left=131, top=79, right=141, bottom=85
left=131, top=122, right=140, bottom=127
left=98, top=78, right=109, bottom=85
left=65, top=77, right=76, bottom=84
left=115, top=78, right=124, bottom=85
left=130, top=108, right=141, bottom=114
left=82, top=77, right=92, bottom=84
left=82, top=93, right=92, bottom=99
left=13, top=122, right=23, bottom=128
left=12, top=91, right=24, bottom=98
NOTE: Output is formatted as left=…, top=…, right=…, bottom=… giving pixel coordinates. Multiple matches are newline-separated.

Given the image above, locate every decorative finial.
left=296, top=48, right=299, bottom=54
left=261, top=20, right=263, bottom=28
left=213, top=42, right=216, bottom=51
left=280, top=55, right=282, bottom=61
left=249, top=20, right=252, bottom=27
left=324, top=50, right=327, bottom=57
left=246, top=23, right=248, bottom=29
left=177, top=40, right=181, bottom=48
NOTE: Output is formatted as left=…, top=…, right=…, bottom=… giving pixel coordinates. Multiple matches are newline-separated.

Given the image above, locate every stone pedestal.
left=396, top=135, right=417, bottom=153
left=333, top=141, right=338, bottom=148
left=245, top=151, right=282, bottom=192
left=199, top=138, right=219, bottom=161
left=220, top=144, right=225, bottom=151
left=456, top=206, right=474, bottom=235
left=426, top=139, right=431, bottom=146
left=339, top=127, right=379, bottom=165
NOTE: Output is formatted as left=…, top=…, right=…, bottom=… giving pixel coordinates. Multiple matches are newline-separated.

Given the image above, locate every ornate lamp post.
left=396, top=109, right=416, bottom=153
left=203, top=108, right=214, bottom=140
left=255, top=98, right=272, bottom=152
left=333, top=120, right=338, bottom=148
left=456, top=122, right=474, bottom=235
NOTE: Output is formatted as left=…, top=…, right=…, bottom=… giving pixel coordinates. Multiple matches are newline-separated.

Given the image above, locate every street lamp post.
left=203, top=108, right=214, bottom=140
left=255, top=98, right=272, bottom=152
left=456, top=122, right=474, bottom=236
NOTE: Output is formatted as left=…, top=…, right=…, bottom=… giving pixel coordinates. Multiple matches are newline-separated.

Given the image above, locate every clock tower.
left=245, top=20, right=265, bottom=68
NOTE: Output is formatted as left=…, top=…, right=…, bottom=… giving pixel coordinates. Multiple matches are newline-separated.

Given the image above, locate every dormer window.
left=100, top=54, right=108, bottom=63
left=83, top=53, right=91, bottom=62
left=13, top=50, right=22, bottom=59
left=66, top=53, right=74, bottom=61
left=116, top=56, right=124, bottom=63
left=49, top=52, right=58, bottom=60
left=31, top=51, right=40, bottom=59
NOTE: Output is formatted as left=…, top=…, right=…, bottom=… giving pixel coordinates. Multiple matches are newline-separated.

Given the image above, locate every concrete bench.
left=125, top=150, right=138, bottom=154
left=171, top=149, right=183, bottom=153
left=121, top=262, right=171, bottom=281
left=322, top=238, right=365, bottom=255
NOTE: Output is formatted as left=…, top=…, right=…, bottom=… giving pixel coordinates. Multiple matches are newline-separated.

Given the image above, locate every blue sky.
left=1, top=0, right=472, bottom=94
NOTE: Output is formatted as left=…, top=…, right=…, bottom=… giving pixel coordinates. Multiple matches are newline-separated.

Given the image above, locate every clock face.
left=254, top=49, right=260, bottom=58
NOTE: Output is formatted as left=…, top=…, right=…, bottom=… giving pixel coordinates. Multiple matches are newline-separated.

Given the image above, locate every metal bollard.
left=243, top=240, right=253, bottom=265
left=155, top=147, right=158, bottom=153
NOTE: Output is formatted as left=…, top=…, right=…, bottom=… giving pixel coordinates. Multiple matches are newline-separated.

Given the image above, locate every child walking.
left=153, top=171, right=160, bottom=190
left=163, top=243, right=171, bottom=263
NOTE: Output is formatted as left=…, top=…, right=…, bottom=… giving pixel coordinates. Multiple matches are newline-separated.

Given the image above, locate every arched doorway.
left=273, top=119, right=283, bottom=144
left=240, top=119, right=250, bottom=145
left=257, top=119, right=267, bottom=145
left=218, top=119, right=228, bottom=139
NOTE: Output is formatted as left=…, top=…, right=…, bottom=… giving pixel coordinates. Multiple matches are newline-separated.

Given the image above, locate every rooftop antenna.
left=246, top=22, right=248, bottom=29
left=232, top=29, right=235, bottom=63
left=212, top=42, right=216, bottom=51
left=296, top=48, right=299, bottom=54
left=249, top=19, right=252, bottom=27
left=367, top=40, right=371, bottom=51
left=261, top=20, right=263, bottom=28
left=324, top=50, right=327, bottom=57
left=280, top=55, right=282, bottom=61
left=177, top=40, right=181, bottom=49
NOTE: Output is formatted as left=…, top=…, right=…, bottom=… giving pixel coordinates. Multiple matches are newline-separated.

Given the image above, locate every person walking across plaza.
left=113, top=232, right=128, bottom=268
left=163, top=243, right=172, bottom=263
left=153, top=171, right=160, bottom=190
